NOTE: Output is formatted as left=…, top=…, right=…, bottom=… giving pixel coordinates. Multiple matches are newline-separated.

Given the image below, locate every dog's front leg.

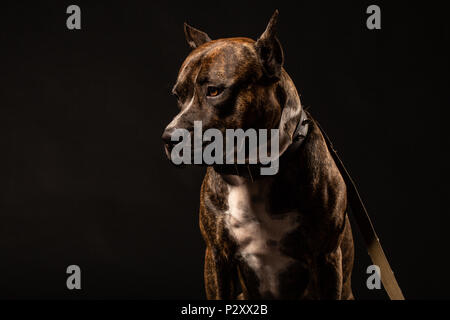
left=204, top=246, right=235, bottom=299
left=317, top=247, right=343, bottom=299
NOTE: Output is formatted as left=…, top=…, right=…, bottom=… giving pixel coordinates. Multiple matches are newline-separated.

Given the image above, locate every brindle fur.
left=163, top=11, right=354, bottom=299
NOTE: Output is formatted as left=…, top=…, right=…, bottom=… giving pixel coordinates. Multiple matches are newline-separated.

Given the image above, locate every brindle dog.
left=162, top=11, right=354, bottom=299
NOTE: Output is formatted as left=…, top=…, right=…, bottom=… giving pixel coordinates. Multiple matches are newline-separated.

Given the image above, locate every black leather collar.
left=287, top=108, right=309, bottom=153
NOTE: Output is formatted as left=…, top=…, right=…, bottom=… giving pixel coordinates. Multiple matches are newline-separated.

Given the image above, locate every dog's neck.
left=214, top=70, right=305, bottom=185
left=277, top=70, right=304, bottom=156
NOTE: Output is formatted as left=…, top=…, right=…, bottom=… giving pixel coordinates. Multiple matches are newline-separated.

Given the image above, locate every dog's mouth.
left=163, top=139, right=216, bottom=166
left=163, top=141, right=276, bottom=169
left=163, top=143, right=172, bottom=160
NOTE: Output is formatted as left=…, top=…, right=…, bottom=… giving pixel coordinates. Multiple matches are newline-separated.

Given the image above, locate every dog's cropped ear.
left=184, top=23, right=212, bottom=49
left=255, top=10, right=284, bottom=81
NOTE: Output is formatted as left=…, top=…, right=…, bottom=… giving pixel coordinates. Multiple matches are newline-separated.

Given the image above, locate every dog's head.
left=163, top=11, right=295, bottom=164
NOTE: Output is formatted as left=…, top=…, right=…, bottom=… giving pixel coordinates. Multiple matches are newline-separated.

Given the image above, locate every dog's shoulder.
left=295, top=116, right=348, bottom=246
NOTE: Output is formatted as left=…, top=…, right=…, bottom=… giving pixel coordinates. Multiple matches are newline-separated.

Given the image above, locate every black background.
left=0, top=1, right=448, bottom=299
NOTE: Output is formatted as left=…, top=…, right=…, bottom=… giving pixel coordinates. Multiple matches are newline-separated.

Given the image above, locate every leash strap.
left=314, top=117, right=405, bottom=300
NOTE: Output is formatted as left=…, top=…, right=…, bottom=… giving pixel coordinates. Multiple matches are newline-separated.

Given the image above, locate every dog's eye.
left=206, top=86, right=223, bottom=97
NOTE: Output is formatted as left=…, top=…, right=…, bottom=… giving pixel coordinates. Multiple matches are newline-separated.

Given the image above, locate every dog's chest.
left=224, top=181, right=300, bottom=297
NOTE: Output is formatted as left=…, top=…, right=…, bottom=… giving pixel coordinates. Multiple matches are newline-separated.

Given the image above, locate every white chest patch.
left=224, top=182, right=300, bottom=297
